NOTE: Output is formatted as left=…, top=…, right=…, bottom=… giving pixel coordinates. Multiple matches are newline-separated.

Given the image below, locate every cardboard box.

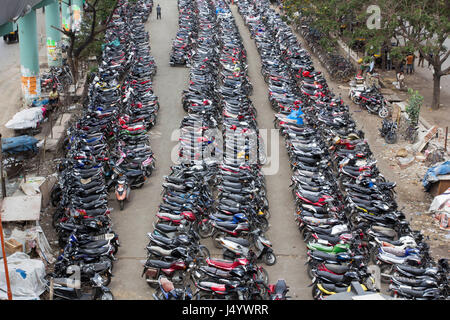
left=5, top=238, right=23, bottom=255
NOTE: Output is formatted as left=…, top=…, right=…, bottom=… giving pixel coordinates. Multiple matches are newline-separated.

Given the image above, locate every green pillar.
left=71, top=0, right=83, bottom=31
left=61, top=0, right=71, bottom=32
left=18, top=9, right=41, bottom=103
left=45, top=0, right=62, bottom=67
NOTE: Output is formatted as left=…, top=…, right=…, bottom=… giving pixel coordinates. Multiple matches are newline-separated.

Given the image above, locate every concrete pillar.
left=61, top=1, right=71, bottom=32
left=45, top=0, right=62, bottom=67
left=71, top=0, right=83, bottom=32
left=18, top=9, right=41, bottom=103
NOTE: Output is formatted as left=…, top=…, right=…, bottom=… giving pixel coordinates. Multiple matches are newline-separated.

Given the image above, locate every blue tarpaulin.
left=2, top=135, right=39, bottom=155
left=423, top=160, right=450, bottom=191
left=287, top=108, right=304, bottom=125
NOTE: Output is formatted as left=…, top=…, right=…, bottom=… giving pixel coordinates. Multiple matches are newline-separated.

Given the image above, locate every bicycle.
left=403, top=124, right=418, bottom=144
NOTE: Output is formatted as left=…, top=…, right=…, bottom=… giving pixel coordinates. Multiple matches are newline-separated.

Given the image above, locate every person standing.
left=49, top=86, right=60, bottom=113
left=396, top=71, right=405, bottom=89
left=156, top=4, right=161, bottom=19
left=405, top=53, right=414, bottom=74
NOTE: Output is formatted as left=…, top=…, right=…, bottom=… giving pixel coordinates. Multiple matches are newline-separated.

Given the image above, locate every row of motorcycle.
left=141, top=0, right=288, bottom=300
left=237, top=0, right=448, bottom=300
left=46, top=0, right=157, bottom=300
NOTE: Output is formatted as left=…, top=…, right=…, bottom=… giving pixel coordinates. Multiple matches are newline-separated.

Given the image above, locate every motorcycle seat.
left=155, top=224, right=178, bottom=233
left=146, top=259, right=173, bottom=269
left=78, top=245, right=109, bottom=255
left=396, top=265, right=426, bottom=276
left=198, top=281, right=226, bottom=291
left=216, top=221, right=240, bottom=230
left=316, top=270, right=345, bottom=283
left=78, top=240, right=109, bottom=249
left=320, top=282, right=348, bottom=293
left=147, top=246, right=173, bottom=256
left=202, top=266, right=232, bottom=278
left=224, top=237, right=250, bottom=247
left=324, top=264, right=349, bottom=274
left=211, top=213, right=235, bottom=220
left=125, top=169, right=144, bottom=177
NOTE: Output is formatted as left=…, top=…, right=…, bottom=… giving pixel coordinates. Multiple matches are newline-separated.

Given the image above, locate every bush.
left=405, top=88, right=423, bottom=126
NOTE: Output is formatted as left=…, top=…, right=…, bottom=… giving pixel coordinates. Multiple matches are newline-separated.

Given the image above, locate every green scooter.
left=306, top=242, right=350, bottom=254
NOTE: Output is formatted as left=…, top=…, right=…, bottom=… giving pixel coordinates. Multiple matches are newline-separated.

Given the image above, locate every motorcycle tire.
left=146, top=274, right=159, bottom=289
left=257, top=267, right=269, bottom=285
left=380, top=264, right=394, bottom=284
left=99, top=292, right=114, bottom=300
left=100, top=272, right=112, bottom=286
left=306, top=263, right=315, bottom=279
left=197, top=245, right=210, bottom=262
left=119, top=200, right=124, bottom=211
left=256, top=216, right=269, bottom=232
left=378, top=107, right=389, bottom=118
left=370, top=247, right=379, bottom=265
left=198, top=292, right=215, bottom=300
left=213, top=232, right=223, bottom=249
left=198, top=220, right=214, bottom=238
left=52, top=210, right=64, bottom=228
left=263, top=252, right=277, bottom=266
left=311, top=284, right=322, bottom=300
left=384, top=131, right=398, bottom=144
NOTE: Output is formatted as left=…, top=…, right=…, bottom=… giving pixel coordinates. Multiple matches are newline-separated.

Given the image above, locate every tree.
left=52, top=0, right=119, bottom=85
left=285, top=0, right=450, bottom=110
left=393, top=0, right=450, bottom=110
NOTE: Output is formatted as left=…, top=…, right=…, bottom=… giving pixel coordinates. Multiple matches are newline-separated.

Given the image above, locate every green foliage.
left=405, top=88, right=423, bottom=125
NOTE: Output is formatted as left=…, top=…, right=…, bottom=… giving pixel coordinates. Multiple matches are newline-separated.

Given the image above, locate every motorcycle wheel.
left=311, top=284, right=322, bottom=300
left=263, top=252, right=277, bottom=266
left=197, top=245, right=210, bottom=262
left=198, top=292, right=215, bottom=300
left=198, top=220, right=214, bottom=238
left=256, top=216, right=269, bottom=232
left=306, top=263, right=315, bottom=279
left=119, top=200, right=124, bottom=211
left=100, top=272, right=112, bottom=286
left=380, top=264, right=394, bottom=284
left=52, top=210, right=64, bottom=228
left=370, top=248, right=379, bottom=264
left=385, top=131, right=397, bottom=144
left=378, top=107, right=389, bottom=118
left=257, top=267, right=269, bottom=284
left=99, top=292, right=114, bottom=300
left=213, top=232, right=223, bottom=249
left=145, top=274, right=159, bottom=289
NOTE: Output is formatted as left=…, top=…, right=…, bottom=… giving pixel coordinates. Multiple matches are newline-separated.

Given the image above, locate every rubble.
left=397, top=156, right=415, bottom=169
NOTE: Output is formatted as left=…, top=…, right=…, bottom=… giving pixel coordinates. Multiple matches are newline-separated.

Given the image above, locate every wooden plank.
left=0, top=195, right=41, bottom=221
left=418, top=125, right=439, bottom=152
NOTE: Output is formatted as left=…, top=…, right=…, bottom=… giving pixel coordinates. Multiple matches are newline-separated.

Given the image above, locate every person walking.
left=418, top=51, right=425, bottom=68
left=156, top=4, right=161, bottom=19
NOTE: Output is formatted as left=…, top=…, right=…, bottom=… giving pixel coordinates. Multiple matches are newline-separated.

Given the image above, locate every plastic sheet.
left=0, top=252, right=46, bottom=300
left=423, top=161, right=450, bottom=191
left=5, top=107, right=45, bottom=130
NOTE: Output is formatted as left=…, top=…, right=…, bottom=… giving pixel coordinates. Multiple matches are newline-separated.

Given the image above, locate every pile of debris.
left=0, top=175, right=57, bottom=300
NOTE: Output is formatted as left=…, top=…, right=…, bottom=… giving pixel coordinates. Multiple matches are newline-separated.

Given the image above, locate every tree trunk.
left=431, top=72, right=441, bottom=110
